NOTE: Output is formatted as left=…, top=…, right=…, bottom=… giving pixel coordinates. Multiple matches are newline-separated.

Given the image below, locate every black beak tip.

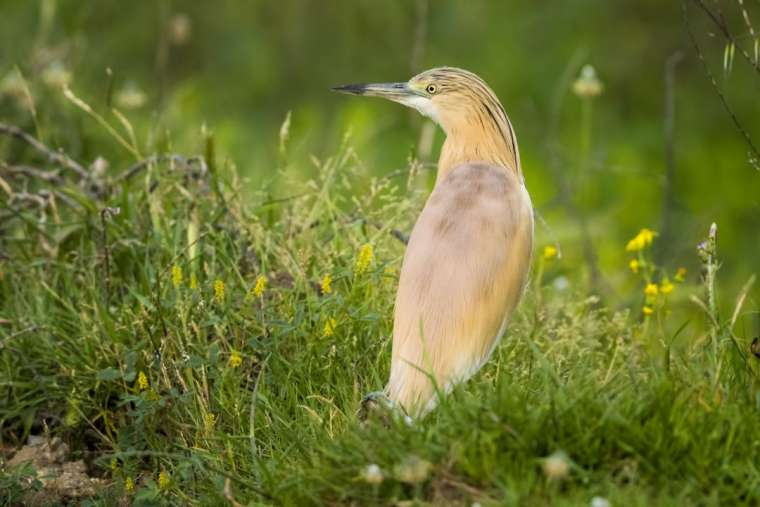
left=331, top=83, right=365, bottom=95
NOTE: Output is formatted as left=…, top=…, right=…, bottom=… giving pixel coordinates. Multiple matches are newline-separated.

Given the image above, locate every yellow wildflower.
left=171, top=264, right=183, bottom=288
left=625, top=228, right=657, bottom=252
left=110, top=458, right=119, bottom=471
left=323, top=318, right=337, bottom=337
left=629, top=259, right=639, bottom=273
left=543, top=245, right=558, bottom=261
left=625, top=237, right=643, bottom=252
left=321, top=274, right=333, bottom=295
left=355, top=244, right=373, bottom=275
left=674, top=267, right=687, bottom=282
left=214, top=279, right=225, bottom=303
left=158, top=470, right=170, bottom=489
left=125, top=477, right=135, bottom=493
left=204, top=412, right=216, bottom=433
left=228, top=351, right=242, bottom=368
left=190, top=272, right=198, bottom=289
left=660, top=279, right=674, bottom=295
left=253, top=275, right=267, bottom=297
left=640, top=228, right=656, bottom=244
left=137, top=371, right=149, bottom=391
left=644, top=283, right=659, bottom=298
left=642, top=305, right=654, bottom=316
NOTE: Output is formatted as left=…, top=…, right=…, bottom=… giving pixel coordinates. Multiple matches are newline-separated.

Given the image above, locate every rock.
left=5, top=435, right=108, bottom=505
left=8, top=436, right=69, bottom=468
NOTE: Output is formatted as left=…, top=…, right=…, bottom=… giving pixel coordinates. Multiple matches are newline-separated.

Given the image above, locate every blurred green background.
left=1, top=0, right=758, bottom=312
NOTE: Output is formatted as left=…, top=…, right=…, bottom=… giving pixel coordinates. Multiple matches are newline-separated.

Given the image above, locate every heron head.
left=332, top=67, right=502, bottom=134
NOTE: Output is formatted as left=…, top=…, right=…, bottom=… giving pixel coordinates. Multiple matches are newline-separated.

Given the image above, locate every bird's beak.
left=331, top=82, right=417, bottom=101
left=332, top=80, right=439, bottom=125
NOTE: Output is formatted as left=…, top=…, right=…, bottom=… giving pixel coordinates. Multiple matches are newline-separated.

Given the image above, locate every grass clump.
left=1, top=116, right=759, bottom=506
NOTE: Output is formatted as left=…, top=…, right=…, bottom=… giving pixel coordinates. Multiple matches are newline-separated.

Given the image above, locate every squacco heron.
left=334, top=67, right=533, bottom=417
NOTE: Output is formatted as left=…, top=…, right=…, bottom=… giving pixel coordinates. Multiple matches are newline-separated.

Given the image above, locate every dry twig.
left=0, top=122, right=88, bottom=179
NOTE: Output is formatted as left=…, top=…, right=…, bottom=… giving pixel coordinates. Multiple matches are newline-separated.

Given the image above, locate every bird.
left=333, top=67, right=533, bottom=417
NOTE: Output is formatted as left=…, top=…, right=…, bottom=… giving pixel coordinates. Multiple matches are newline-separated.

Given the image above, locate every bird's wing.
left=386, top=162, right=533, bottom=415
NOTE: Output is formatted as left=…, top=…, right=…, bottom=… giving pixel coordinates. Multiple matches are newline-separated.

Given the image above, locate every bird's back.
left=387, top=162, right=533, bottom=416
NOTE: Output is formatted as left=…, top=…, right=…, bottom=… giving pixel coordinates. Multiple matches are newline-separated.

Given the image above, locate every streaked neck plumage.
left=434, top=92, right=521, bottom=187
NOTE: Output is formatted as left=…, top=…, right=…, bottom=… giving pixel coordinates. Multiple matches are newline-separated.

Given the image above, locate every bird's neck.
left=435, top=113, right=521, bottom=186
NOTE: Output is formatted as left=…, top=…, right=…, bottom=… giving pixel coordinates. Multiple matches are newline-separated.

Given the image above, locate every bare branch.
left=0, top=122, right=88, bottom=179
left=0, top=164, right=63, bottom=184
left=115, top=154, right=208, bottom=182
left=390, top=228, right=409, bottom=245
left=410, top=0, right=429, bottom=73
left=658, top=51, right=684, bottom=263
left=692, top=0, right=760, bottom=74
left=9, top=191, right=48, bottom=208
left=683, top=1, right=760, bottom=167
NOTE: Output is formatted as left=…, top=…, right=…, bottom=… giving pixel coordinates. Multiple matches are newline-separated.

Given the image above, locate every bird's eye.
left=426, top=84, right=437, bottom=95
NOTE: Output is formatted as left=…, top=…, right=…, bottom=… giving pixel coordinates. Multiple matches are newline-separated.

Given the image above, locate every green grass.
left=1, top=126, right=760, bottom=506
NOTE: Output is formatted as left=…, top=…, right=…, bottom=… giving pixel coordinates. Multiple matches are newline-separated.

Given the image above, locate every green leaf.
left=96, top=367, right=122, bottom=381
